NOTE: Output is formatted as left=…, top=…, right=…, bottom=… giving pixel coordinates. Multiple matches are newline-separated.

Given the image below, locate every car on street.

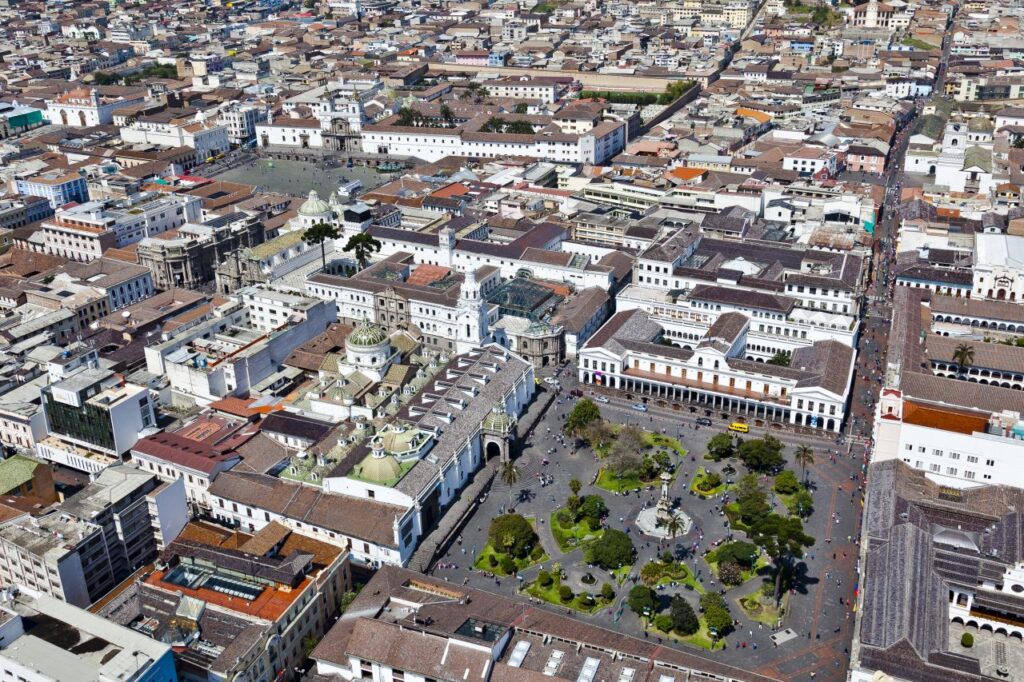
left=696, top=417, right=713, bottom=426
left=594, top=395, right=610, bottom=403
left=632, top=403, right=648, bottom=412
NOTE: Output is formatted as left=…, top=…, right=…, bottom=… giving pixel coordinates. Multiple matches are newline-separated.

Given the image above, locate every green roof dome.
left=358, top=446, right=403, bottom=483
left=298, top=190, right=331, bottom=217
left=482, top=403, right=513, bottom=433
left=347, top=320, right=389, bottom=347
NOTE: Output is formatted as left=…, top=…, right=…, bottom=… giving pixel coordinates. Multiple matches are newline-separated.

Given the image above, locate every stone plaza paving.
left=431, top=369, right=868, bottom=681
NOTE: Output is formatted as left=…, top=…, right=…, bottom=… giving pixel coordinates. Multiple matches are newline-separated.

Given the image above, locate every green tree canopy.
left=585, top=528, right=634, bottom=569
left=627, top=585, right=656, bottom=615
left=750, top=514, right=815, bottom=603
left=488, top=514, right=538, bottom=559
left=767, top=350, right=791, bottom=366
left=669, top=595, right=699, bottom=635
left=303, top=222, right=340, bottom=270
left=579, top=494, right=608, bottom=526
left=737, top=436, right=785, bottom=472
left=565, top=399, right=601, bottom=436
left=707, top=432, right=734, bottom=461
left=714, top=541, right=758, bottom=568
left=773, top=470, right=801, bottom=495
left=342, top=232, right=382, bottom=270
left=734, top=475, right=771, bottom=525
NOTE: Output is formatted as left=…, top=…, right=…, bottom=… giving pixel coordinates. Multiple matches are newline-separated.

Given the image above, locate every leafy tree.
left=749, top=514, right=815, bottom=604
left=514, top=102, right=529, bottom=114
left=582, top=420, right=614, bottom=451
left=579, top=494, right=607, bottom=527
left=569, top=478, right=582, bottom=496
left=566, top=494, right=582, bottom=520
left=715, top=541, right=758, bottom=568
left=500, top=461, right=520, bottom=508
left=585, top=528, right=634, bottom=569
left=669, top=595, right=699, bottom=635
left=506, top=120, right=536, bottom=135
left=500, top=555, right=516, bottom=574
left=718, top=561, right=744, bottom=586
left=538, top=570, right=552, bottom=586
left=640, top=561, right=663, bottom=586
left=773, top=470, right=800, bottom=495
left=303, top=222, right=339, bottom=270
left=303, top=634, right=320, bottom=656
left=601, top=583, right=615, bottom=600
left=734, top=475, right=770, bottom=525
left=737, top=437, right=785, bottom=473
left=342, top=232, right=382, bottom=270
left=653, top=614, right=674, bottom=633
left=607, top=425, right=644, bottom=482
left=794, top=445, right=814, bottom=483
left=488, top=513, right=537, bottom=559
left=696, top=471, right=722, bottom=492
left=767, top=350, right=791, bottom=366
left=627, top=585, right=656, bottom=615
left=791, top=488, right=814, bottom=517
left=953, top=343, right=974, bottom=378
left=699, top=593, right=732, bottom=635
left=558, top=584, right=573, bottom=602
left=707, top=432, right=734, bottom=461
left=565, top=399, right=601, bottom=436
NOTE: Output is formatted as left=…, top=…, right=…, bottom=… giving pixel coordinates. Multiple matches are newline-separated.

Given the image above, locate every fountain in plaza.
left=635, top=471, right=693, bottom=539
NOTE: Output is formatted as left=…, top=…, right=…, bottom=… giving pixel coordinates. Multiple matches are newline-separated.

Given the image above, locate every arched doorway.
left=60, top=110, right=68, bottom=126
left=78, top=111, right=86, bottom=127
left=486, top=441, right=502, bottom=460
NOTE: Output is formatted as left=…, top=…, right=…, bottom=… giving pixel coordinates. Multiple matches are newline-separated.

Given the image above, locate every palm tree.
left=794, top=445, right=814, bottom=484
left=953, top=344, right=975, bottom=378
left=302, top=222, right=339, bottom=270
left=663, top=515, right=685, bottom=541
left=342, top=232, right=382, bottom=271
left=500, top=460, right=520, bottom=509
left=439, top=104, right=455, bottom=128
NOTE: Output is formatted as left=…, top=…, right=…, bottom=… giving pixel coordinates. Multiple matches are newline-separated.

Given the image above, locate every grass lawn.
left=611, top=564, right=634, bottom=585
left=523, top=574, right=611, bottom=614
left=690, top=467, right=726, bottom=498
left=723, top=503, right=751, bottom=533
left=646, top=432, right=687, bottom=458
left=654, top=563, right=706, bottom=594
left=474, top=544, right=548, bottom=576
left=902, top=37, right=937, bottom=50
left=648, top=618, right=726, bottom=651
left=705, top=552, right=769, bottom=585
left=596, top=468, right=645, bottom=493
left=593, top=427, right=687, bottom=461
left=550, top=508, right=604, bottom=551
left=738, top=592, right=786, bottom=626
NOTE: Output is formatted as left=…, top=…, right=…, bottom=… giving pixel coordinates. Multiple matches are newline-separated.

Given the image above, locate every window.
left=965, top=471, right=975, bottom=479
left=986, top=459, right=995, bottom=466
left=930, top=464, right=941, bottom=473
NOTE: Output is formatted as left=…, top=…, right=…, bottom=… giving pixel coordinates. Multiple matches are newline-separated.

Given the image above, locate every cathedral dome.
left=298, top=190, right=331, bottom=217
left=347, top=320, right=389, bottom=347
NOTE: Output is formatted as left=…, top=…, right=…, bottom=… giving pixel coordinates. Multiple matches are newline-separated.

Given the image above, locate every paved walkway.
left=431, top=369, right=865, bottom=681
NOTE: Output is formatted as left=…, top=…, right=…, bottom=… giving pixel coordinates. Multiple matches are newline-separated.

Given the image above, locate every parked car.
left=632, top=403, right=648, bottom=412
left=594, top=395, right=610, bottom=403
left=696, top=417, right=713, bottom=426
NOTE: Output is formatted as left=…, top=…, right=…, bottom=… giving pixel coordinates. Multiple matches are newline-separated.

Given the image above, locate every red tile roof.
left=131, top=432, right=239, bottom=474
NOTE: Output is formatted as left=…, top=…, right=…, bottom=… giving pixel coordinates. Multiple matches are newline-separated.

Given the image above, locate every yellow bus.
left=728, top=422, right=749, bottom=434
